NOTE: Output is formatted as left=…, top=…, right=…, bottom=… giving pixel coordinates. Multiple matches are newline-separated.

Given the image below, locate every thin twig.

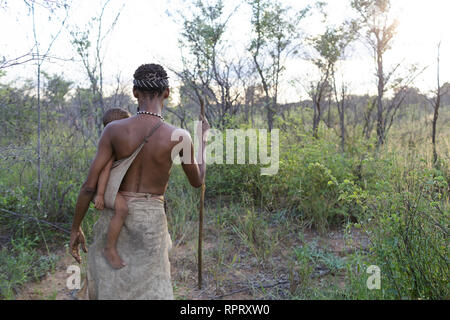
left=212, top=280, right=289, bottom=299
left=211, top=267, right=332, bottom=300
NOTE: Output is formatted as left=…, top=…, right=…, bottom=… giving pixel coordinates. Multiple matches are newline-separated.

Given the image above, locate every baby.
left=94, top=108, right=131, bottom=269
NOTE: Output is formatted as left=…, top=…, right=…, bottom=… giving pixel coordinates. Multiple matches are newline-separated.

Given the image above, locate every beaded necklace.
left=136, top=110, right=164, bottom=121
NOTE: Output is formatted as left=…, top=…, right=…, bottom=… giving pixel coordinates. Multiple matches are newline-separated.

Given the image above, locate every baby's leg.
left=103, top=193, right=129, bottom=269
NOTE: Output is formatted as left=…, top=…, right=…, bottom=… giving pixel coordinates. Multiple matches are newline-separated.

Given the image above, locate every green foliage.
left=342, top=252, right=385, bottom=299
left=289, top=245, right=314, bottom=296
left=289, top=237, right=346, bottom=298
left=249, top=0, right=308, bottom=57
left=181, top=0, right=226, bottom=62
left=0, top=236, right=58, bottom=299
left=363, top=174, right=448, bottom=299
left=341, top=165, right=449, bottom=300
left=0, top=81, right=37, bottom=145
left=206, top=163, right=261, bottom=202
left=165, top=165, right=199, bottom=243
left=294, top=240, right=345, bottom=274
left=266, top=133, right=367, bottom=230
left=231, top=207, right=277, bottom=261
left=0, top=184, right=37, bottom=237
left=310, top=23, right=356, bottom=73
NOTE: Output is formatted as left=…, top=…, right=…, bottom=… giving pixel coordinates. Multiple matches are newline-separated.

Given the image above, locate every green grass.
left=0, top=237, right=58, bottom=299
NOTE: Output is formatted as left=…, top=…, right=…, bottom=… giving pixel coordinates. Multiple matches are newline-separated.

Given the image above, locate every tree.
left=334, top=80, right=349, bottom=152
left=26, top=0, right=70, bottom=204
left=352, top=0, right=419, bottom=148
left=0, top=1, right=70, bottom=69
left=427, top=42, right=447, bottom=166
left=308, top=23, right=355, bottom=139
left=352, top=0, right=426, bottom=148
left=173, top=0, right=244, bottom=128
left=361, top=95, right=376, bottom=139
left=69, top=0, right=123, bottom=137
left=248, top=0, right=311, bottom=131
left=42, top=72, right=72, bottom=130
left=165, top=83, right=195, bottom=129
left=352, top=0, right=396, bottom=147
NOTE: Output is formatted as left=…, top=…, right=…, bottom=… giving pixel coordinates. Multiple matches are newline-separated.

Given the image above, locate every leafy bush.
left=263, top=134, right=368, bottom=231
left=204, top=129, right=369, bottom=231
left=346, top=168, right=449, bottom=299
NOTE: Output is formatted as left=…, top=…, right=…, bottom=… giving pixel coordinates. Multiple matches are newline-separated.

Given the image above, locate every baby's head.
left=102, top=108, right=131, bottom=127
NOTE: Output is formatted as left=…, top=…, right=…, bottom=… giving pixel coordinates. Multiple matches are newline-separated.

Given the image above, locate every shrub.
left=348, top=169, right=449, bottom=299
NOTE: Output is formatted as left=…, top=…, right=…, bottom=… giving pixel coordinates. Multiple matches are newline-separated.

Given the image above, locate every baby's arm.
left=93, top=156, right=115, bottom=210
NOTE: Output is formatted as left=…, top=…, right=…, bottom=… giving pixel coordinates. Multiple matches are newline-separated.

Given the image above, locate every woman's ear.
left=163, top=88, right=170, bottom=99
left=133, top=87, right=139, bottom=99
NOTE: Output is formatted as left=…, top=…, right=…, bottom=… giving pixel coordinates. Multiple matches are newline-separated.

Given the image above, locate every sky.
left=0, top=0, right=449, bottom=104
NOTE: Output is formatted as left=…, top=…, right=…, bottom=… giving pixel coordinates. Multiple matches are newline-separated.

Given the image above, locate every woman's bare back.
left=107, top=116, right=179, bottom=195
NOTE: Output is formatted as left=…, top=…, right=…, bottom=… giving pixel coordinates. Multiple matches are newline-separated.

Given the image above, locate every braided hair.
left=133, top=63, right=169, bottom=99
left=102, top=108, right=131, bottom=127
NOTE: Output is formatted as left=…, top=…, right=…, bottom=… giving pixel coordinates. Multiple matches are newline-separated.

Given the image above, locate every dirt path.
left=16, top=227, right=367, bottom=300
left=16, top=244, right=251, bottom=300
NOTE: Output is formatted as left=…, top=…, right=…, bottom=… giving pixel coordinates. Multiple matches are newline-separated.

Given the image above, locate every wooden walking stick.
left=198, top=96, right=206, bottom=290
